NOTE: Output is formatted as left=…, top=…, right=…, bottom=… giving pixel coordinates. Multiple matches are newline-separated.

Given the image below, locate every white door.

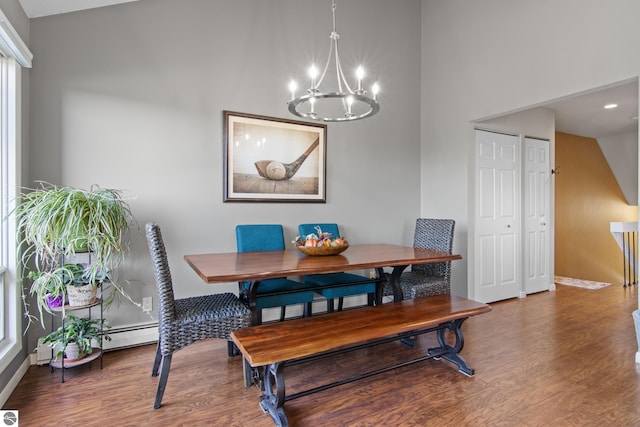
left=523, top=137, right=551, bottom=294
left=475, top=129, right=521, bottom=302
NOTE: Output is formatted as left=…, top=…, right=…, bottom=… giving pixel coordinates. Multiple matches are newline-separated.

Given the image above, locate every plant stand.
left=49, top=297, right=104, bottom=382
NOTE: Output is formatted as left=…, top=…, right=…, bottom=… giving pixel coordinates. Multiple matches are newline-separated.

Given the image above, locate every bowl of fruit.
left=293, top=227, right=349, bottom=256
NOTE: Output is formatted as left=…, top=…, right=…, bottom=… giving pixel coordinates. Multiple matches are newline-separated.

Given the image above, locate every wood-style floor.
left=4, top=284, right=640, bottom=426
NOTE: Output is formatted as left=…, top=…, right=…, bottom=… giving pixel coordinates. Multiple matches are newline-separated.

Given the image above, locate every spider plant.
left=28, top=268, right=68, bottom=324
left=14, top=182, right=135, bottom=329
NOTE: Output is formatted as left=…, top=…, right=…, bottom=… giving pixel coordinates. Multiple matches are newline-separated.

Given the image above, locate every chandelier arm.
left=334, top=41, right=344, bottom=94
left=334, top=42, right=353, bottom=94
left=316, top=0, right=338, bottom=91
left=315, top=37, right=334, bottom=91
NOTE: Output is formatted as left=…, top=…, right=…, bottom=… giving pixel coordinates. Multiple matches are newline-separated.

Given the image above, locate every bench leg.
left=260, top=362, right=288, bottom=427
left=228, top=340, right=241, bottom=357
left=243, top=357, right=252, bottom=387
left=427, top=318, right=474, bottom=376
left=243, top=357, right=266, bottom=390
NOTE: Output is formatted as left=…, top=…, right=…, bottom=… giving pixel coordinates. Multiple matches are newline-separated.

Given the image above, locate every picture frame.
left=223, top=110, right=327, bottom=203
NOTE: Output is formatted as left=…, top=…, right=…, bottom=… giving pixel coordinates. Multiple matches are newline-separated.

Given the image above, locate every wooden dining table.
left=184, top=243, right=462, bottom=325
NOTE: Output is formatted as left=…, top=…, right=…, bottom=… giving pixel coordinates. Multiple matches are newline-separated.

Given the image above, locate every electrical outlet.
left=369, top=270, right=377, bottom=279
left=142, top=296, right=152, bottom=312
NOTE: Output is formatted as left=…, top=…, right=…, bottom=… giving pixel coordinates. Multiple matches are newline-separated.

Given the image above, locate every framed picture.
left=223, top=111, right=327, bottom=202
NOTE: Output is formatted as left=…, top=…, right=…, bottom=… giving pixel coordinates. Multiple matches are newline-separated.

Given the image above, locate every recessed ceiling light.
left=604, top=103, right=618, bottom=109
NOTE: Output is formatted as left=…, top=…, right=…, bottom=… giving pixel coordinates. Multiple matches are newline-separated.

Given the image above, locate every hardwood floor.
left=4, top=284, right=640, bottom=426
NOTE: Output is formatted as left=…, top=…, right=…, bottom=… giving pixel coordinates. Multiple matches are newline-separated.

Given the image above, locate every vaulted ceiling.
left=17, top=0, right=639, bottom=140
left=18, top=0, right=138, bottom=18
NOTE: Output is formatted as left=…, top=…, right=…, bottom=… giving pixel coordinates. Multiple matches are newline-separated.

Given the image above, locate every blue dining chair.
left=298, top=223, right=377, bottom=312
left=236, top=224, right=317, bottom=324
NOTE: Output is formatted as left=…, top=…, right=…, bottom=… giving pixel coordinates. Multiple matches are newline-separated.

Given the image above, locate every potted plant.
left=14, top=182, right=135, bottom=329
left=40, top=314, right=111, bottom=361
left=28, top=268, right=68, bottom=321
left=60, top=262, right=108, bottom=306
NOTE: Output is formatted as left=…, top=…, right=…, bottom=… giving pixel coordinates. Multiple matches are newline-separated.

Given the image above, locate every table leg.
left=243, top=280, right=262, bottom=387
left=389, top=265, right=408, bottom=301
left=374, top=267, right=385, bottom=305
left=248, top=280, right=261, bottom=325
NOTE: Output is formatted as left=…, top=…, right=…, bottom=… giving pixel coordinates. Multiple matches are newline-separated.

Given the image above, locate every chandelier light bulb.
left=309, top=65, right=319, bottom=90
left=356, top=66, right=364, bottom=92
left=289, top=80, right=297, bottom=101
left=372, top=82, right=380, bottom=100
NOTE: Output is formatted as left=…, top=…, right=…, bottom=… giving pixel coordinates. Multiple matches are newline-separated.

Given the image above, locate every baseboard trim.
left=0, top=356, right=30, bottom=408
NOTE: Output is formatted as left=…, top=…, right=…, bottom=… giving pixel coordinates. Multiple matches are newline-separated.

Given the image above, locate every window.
left=0, top=8, right=31, bottom=372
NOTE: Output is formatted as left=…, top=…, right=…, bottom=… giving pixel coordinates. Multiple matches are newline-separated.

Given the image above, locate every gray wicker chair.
left=146, top=222, right=251, bottom=409
left=384, top=218, right=455, bottom=300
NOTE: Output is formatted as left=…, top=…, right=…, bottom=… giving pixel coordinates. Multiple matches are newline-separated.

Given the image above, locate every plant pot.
left=45, top=293, right=64, bottom=308
left=63, top=342, right=86, bottom=362
left=66, top=283, right=98, bottom=306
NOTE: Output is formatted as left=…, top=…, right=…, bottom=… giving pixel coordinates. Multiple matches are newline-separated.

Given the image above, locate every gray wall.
left=9, top=0, right=640, bottom=398
left=25, top=0, right=422, bottom=350
left=421, top=0, right=640, bottom=298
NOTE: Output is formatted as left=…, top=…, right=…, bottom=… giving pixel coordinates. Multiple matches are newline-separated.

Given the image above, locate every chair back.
left=411, top=218, right=455, bottom=279
left=298, top=223, right=341, bottom=239
left=145, top=223, right=177, bottom=329
left=236, top=224, right=286, bottom=252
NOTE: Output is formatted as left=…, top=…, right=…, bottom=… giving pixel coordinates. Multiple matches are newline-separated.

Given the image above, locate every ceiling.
left=17, top=1, right=639, bottom=140
left=18, top=0, right=138, bottom=18
left=543, top=80, right=638, bottom=139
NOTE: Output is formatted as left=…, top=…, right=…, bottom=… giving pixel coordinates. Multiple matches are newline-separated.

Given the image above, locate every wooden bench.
left=231, top=294, right=491, bottom=427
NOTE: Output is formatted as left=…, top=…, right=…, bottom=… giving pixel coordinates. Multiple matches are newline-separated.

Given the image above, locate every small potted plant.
left=40, top=314, right=111, bottom=361
left=28, top=269, right=67, bottom=324
left=14, top=182, right=135, bottom=329
left=60, top=263, right=107, bottom=307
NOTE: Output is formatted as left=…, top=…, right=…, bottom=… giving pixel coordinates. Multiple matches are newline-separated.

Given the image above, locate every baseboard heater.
left=34, top=321, right=159, bottom=365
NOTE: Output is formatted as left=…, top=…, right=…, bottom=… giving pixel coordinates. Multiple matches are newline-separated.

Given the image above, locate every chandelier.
left=287, top=0, right=380, bottom=122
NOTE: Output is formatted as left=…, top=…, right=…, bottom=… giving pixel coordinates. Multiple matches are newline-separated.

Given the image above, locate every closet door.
left=523, top=137, right=551, bottom=294
left=474, top=129, right=521, bottom=302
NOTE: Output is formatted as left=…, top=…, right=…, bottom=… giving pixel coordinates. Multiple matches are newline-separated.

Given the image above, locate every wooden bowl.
left=296, top=243, right=349, bottom=256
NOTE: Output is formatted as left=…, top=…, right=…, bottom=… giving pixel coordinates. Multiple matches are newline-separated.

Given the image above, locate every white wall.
left=598, top=130, right=639, bottom=205
left=26, top=0, right=423, bottom=350
left=421, top=0, right=640, bottom=297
